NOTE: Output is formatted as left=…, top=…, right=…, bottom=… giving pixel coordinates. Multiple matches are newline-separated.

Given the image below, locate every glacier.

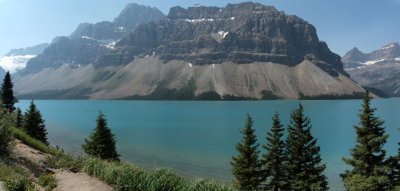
left=0, top=54, right=36, bottom=73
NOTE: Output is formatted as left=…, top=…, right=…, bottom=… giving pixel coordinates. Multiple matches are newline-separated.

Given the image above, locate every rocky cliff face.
left=69, top=3, right=165, bottom=41
left=343, top=42, right=400, bottom=96
left=21, top=37, right=109, bottom=75
left=18, top=4, right=165, bottom=76
left=15, top=2, right=363, bottom=100
left=97, top=3, right=345, bottom=77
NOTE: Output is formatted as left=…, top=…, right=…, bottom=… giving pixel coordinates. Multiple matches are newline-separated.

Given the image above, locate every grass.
left=45, top=154, right=84, bottom=169
left=10, top=127, right=234, bottom=191
left=83, top=157, right=235, bottom=191
left=38, top=173, right=56, bottom=191
left=0, top=161, right=36, bottom=191
left=11, top=127, right=83, bottom=169
left=0, top=161, right=28, bottom=181
left=11, top=128, right=60, bottom=155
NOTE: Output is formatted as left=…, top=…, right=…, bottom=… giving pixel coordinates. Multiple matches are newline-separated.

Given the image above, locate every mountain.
left=343, top=42, right=400, bottom=97
left=0, top=43, right=49, bottom=75
left=15, top=2, right=363, bottom=100
left=69, top=3, right=165, bottom=41
left=20, top=37, right=109, bottom=75
left=18, top=3, right=165, bottom=76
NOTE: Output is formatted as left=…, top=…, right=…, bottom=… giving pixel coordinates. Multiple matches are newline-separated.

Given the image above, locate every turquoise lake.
left=15, top=99, right=400, bottom=190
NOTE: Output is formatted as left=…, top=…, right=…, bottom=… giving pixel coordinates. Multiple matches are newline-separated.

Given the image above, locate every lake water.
left=15, top=99, right=400, bottom=190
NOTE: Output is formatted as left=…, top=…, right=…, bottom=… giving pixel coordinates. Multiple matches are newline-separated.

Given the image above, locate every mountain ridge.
left=343, top=42, right=400, bottom=97
left=18, top=3, right=165, bottom=76
left=14, top=2, right=363, bottom=100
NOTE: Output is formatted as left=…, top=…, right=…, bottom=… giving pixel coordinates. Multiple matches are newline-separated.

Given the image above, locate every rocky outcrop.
left=343, top=42, right=400, bottom=97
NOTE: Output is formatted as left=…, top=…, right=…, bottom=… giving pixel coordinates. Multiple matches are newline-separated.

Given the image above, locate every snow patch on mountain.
left=81, top=35, right=95, bottom=40
left=218, top=31, right=229, bottom=38
left=0, top=54, right=36, bottom=73
left=116, top=26, right=126, bottom=32
left=382, top=44, right=395, bottom=50
left=185, top=18, right=214, bottom=23
left=101, top=41, right=116, bottom=49
left=81, top=36, right=116, bottom=49
left=362, top=58, right=385, bottom=65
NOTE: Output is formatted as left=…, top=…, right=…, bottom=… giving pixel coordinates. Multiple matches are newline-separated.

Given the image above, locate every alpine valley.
left=8, top=2, right=364, bottom=100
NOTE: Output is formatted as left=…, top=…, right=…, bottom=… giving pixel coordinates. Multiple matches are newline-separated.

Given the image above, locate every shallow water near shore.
left=16, top=99, right=400, bottom=190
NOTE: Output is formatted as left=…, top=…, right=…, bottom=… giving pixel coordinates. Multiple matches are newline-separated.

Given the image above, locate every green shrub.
left=115, top=165, right=146, bottom=191
left=38, top=173, right=56, bottom=190
left=0, top=162, right=29, bottom=181
left=185, top=179, right=235, bottom=191
left=5, top=177, right=33, bottom=191
left=83, top=157, right=235, bottom=191
left=0, top=106, right=14, bottom=158
left=45, top=154, right=84, bottom=169
left=144, top=169, right=186, bottom=190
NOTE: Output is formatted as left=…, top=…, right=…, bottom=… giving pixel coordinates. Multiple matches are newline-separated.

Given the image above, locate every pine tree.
left=23, top=100, right=48, bottom=145
left=262, top=112, right=287, bottom=191
left=0, top=105, right=13, bottom=158
left=231, top=114, right=263, bottom=190
left=285, top=103, right=328, bottom=191
left=1, top=72, right=16, bottom=112
left=341, top=90, right=390, bottom=191
left=15, top=107, right=23, bottom=129
left=82, top=111, right=119, bottom=161
left=388, top=128, right=400, bottom=189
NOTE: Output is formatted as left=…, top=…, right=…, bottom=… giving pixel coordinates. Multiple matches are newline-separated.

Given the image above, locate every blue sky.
left=0, top=0, right=399, bottom=56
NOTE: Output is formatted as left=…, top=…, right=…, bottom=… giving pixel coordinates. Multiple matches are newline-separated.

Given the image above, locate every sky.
left=0, top=0, right=399, bottom=57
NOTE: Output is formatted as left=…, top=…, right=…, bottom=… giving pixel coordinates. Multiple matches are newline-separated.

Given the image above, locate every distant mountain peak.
left=342, top=47, right=366, bottom=63
left=380, top=42, right=400, bottom=50
left=343, top=42, right=400, bottom=97
left=113, top=3, right=165, bottom=30
left=69, top=3, right=165, bottom=41
left=343, top=42, right=400, bottom=69
left=349, top=47, right=362, bottom=53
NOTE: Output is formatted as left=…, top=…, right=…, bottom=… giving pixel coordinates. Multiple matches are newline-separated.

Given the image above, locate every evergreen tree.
left=231, top=114, right=263, bottom=190
left=15, top=107, right=23, bottom=129
left=82, top=111, right=119, bottom=161
left=285, top=103, right=328, bottom=191
left=0, top=105, right=13, bottom=158
left=23, top=100, right=48, bottom=145
left=1, top=72, right=16, bottom=112
left=341, top=90, right=390, bottom=191
left=388, top=128, right=400, bottom=189
left=262, top=112, right=287, bottom=191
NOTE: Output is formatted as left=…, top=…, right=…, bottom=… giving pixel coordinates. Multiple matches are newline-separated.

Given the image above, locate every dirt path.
left=54, top=169, right=113, bottom=191
left=0, top=181, right=5, bottom=191
left=12, top=139, right=113, bottom=191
